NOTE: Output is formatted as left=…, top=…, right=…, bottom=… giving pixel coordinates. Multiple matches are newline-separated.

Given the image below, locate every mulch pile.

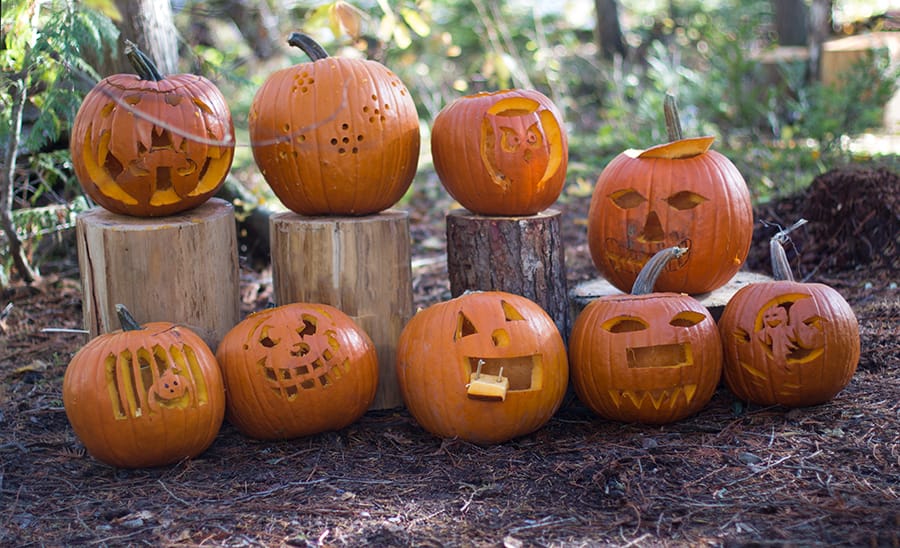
left=1, top=165, right=898, bottom=547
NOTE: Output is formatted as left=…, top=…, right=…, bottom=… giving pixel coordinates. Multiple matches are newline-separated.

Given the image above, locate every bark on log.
left=76, top=198, right=240, bottom=350
left=446, top=208, right=569, bottom=339
left=270, top=210, right=413, bottom=410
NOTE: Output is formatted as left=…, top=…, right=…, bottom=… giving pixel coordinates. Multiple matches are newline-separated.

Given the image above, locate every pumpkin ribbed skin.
left=215, top=303, right=378, bottom=440
left=718, top=280, right=860, bottom=407
left=587, top=145, right=752, bottom=294
left=569, top=292, right=723, bottom=424
left=63, top=322, right=225, bottom=468
left=249, top=54, right=420, bottom=216
left=70, top=73, right=235, bottom=217
left=396, top=291, right=568, bottom=444
left=431, top=89, right=568, bottom=216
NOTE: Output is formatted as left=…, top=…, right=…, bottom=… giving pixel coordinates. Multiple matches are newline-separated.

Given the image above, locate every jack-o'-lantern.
left=249, top=33, right=420, bottom=216
left=431, top=89, right=568, bottom=216
left=63, top=305, right=225, bottom=468
left=70, top=41, right=234, bottom=217
left=396, top=291, right=568, bottom=444
left=719, top=221, right=860, bottom=407
left=215, top=302, right=378, bottom=440
left=569, top=247, right=723, bottom=424
left=587, top=95, right=752, bottom=294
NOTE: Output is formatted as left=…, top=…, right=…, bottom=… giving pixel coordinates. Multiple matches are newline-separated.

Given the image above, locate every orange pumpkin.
left=587, top=95, right=752, bottom=294
left=63, top=305, right=225, bottom=468
left=431, top=89, right=568, bottom=216
left=215, top=302, right=378, bottom=440
left=569, top=247, right=723, bottom=424
left=718, top=221, right=860, bottom=407
left=396, top=291, right=568, bottom=444
left=249, top=33, right=420, bottom=216
left=70, top=41, right=234, bottom=217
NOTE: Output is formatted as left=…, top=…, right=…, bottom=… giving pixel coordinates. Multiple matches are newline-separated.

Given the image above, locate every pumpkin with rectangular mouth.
left=396, top=291, right=568, bottom=444
left=569, top=246, right=723, bottom=424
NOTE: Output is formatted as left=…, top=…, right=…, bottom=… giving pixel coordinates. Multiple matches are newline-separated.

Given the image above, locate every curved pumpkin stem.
left=115, top=304, right=143, bottom=332
left=124, top=39, right=165, bottom=82
left=664, top=92, right=684, bottom=142
left=287, top=32, right=330, bottom=61
left=632, top=246, right=688, bottom=295
left=770, top=219, right=808, bottom=282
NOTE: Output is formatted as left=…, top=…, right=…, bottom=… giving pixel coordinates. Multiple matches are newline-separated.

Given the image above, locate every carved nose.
left=491, top=329, right=509, bottom=347
left=639, top=211, right=665, bottom=243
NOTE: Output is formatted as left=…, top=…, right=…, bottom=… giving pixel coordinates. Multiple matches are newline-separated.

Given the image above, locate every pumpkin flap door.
left=466, top=359, right=509, bottom=401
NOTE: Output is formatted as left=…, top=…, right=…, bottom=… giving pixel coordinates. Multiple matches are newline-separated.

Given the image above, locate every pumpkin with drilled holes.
left=719, top=222, right=860, bottom=407
left=70, top=41, right=234, bottom=217
left=431, top=89, right=568, bottom=216
left=63, top=305, right=225, bottom=468
left=587, top=95, right=752, bottom=294
left=570, top=247, right=723, bottom=424
left=397, top=291, right=568, bottom=444
left=215, top=302, right=378, bottom=440
left=249, top=32, right=420, bottom=216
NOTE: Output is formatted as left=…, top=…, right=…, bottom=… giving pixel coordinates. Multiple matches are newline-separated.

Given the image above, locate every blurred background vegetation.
left=1, top=0, right=898, bottom=285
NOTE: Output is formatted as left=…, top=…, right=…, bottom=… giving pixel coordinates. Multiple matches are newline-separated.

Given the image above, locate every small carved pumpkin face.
left=719, top=281, right=860, bottom=407
left=432, top=89, right=568, bottom=216
left=63, top=321, right=226, bottom=468
left=216, top=303, right=378, bottom=440
left=397, top=291, right=568, bottom=444
left=587, top=138, right=753, bottom=295
left=570, top=293, right=723, bottom=424
left=71, top=74, right=235, bottom=217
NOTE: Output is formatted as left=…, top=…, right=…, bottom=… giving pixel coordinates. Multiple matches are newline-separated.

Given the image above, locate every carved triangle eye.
left=455, top=312, right=478, bottom=340
left=601, top=315, right=648, bottom=333
left=502, top=300, right=525, bottom=321
left=609, top=189, right=647, bottom=209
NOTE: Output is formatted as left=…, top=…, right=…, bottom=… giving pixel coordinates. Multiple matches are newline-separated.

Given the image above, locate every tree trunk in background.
left=773, top=0, right=809, bottom=46
left=594, top=0, right=626, bottom=61
left=809, top=0, right=834, bottom=80
left=113, top=0, right=179, bottom=75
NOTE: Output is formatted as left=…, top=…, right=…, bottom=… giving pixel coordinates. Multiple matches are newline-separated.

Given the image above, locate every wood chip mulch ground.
left=1, top=165, right=898, bottom=547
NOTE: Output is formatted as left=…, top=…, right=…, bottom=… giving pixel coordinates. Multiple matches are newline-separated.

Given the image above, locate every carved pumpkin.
left=587, top=95, right=752, bottom=294
left=431, top=89, right=568, bottom=216
left=719, top=221, right=860, bottom=407
left=569, top=247, right=723, bottom=424
left=62, top=305, right=225, bottom=468
left=249, top=33, right=420, bottom=216
left=70, top=41, right=234, bottom=217
left=396, top=291, right=568, bottom=444
left=215, top=302, right=378, bottom=440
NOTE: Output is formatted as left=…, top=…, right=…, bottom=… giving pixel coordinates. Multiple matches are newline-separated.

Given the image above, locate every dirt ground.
left=1, top=165, right=898, bottom=547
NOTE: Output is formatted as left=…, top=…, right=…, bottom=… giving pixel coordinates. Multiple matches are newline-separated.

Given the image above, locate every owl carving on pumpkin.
left=480, top=105, right=553, bottom=192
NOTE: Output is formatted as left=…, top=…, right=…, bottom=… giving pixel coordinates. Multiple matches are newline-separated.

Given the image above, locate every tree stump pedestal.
left=269, top=210, right=413, bottom=410
left=76, top=198, right=240, bottom=350
left=446, top=208, right=569, bottom=338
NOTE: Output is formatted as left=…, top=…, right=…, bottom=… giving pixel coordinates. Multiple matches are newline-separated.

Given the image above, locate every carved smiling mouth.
left=259, top=356, right=350, bottom=400
left=604, top=238, right=691, bottom=274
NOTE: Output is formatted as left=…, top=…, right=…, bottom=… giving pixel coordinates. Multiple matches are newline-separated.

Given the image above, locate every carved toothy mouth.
left=259, top=357, right=351, bottom=400
left=607, top=385, right=699, bottom=409
left=466, top=355, right=541, bottom=392
left=604, top=238, right=691, bottom=275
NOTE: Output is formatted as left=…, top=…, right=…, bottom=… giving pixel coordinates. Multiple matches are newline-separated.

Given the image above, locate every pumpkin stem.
left=115, top=304, right=143, bottom=331
left=664, top=92, right=684, bottom=142
left=770, top=219, right=808, bottom=282
left=287, top=32, right=330, bottom=61
left=632, top=246, right=688, bottom=295
left=124, top=39, right=165, bottom=82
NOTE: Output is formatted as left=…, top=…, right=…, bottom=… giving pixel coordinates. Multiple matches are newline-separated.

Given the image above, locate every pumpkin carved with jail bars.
left=70, top=41, right=234, bottom=217
left=62, top=305, right=225, bottom=468
left=215, top=302, right=378, bottom=440
left=569, top=247, right=723, bottom=424
left=718, top=222, right=860, bottom=407
left=396, top=291, right=568, bottom=444
left=587, top=95, right=752, bottom=295
left=249, top=33, right=420, bottom=216
left=431, top=88, right=568, bottom=216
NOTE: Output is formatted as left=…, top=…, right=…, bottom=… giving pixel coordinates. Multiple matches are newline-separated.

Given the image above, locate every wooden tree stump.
left=270, top=210, right=413, bottom=410
left=76, top=198, right=240, bottom=350
left=446, top=208, right=569, bottom=338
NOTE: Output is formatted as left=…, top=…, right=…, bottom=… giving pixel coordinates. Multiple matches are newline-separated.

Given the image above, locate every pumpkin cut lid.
left=632, top=135, right=716, bottom=159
